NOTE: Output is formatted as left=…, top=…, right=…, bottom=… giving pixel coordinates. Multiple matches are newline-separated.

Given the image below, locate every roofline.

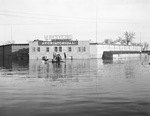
left=0, top=43, right=29, bottom=47
left=90, top=43, right=142, bottom=46
left=12, top=44, right=29, bottom=46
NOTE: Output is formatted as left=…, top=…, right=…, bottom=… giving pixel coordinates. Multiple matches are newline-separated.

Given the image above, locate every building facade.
left=29, top=39, right=90, bottom=60
left=29, top=39, right=142, bottom=60
left=90, top=43, right=142, bottom=59
left=0, top=44, right=29, bottom=62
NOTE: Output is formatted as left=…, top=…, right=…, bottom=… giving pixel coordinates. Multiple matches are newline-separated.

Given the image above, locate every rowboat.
left=51, top=59, right=65, bottom=63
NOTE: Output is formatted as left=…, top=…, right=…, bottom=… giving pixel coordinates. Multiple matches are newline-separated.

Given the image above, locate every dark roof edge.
left=0, top=43, right=29, bottom=47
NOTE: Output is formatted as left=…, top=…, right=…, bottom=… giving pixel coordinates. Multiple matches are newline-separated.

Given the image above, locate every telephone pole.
left=96, top=7, right=98, bottom=43
left=10, top=25, right=13, bottom=42
left=140, top=32, right=141, bottom=44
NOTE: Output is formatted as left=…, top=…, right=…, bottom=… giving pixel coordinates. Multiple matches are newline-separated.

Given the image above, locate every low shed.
left=0, top=44, right=29, bottom=61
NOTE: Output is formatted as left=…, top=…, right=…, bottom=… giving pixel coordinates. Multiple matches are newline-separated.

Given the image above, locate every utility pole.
left=10, top=25, right=13, bottom=42
left=140, top=32, right=143, bottom=52
left=96, top=7, right=98, bottom=44
left=140, top=32, right=141, bottom=44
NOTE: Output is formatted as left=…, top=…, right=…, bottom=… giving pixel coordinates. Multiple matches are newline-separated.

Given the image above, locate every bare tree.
left=4, top=40, right=15, bottom=45
left=143, top=42, right=149, bottom=51
left=136, top=43, right=142, bottom=46
left=113, top=37, right=126, bottom=45
left=124, top=31, right=135, bottom=45
left=103, top=39, right=113, bottom=44
left=117, top=37, right=122, bottom=42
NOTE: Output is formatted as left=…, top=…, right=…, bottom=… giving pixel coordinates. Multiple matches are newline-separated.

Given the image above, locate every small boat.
left=51, top=59, right=65, bottom=63
left=42, top=56, right=49, bottom=61
left=51, top=53, right=65, bottom=63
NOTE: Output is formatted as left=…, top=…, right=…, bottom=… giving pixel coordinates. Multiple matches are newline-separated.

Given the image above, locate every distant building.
left=29, top=39, right=142, bottom=60
left=0, top=44, right=29, bottom=62
left=0, top=38, right=144, bottom=63
left=90, top=43, right=142, bottom=59
left=29, top=39, right=90, bottom=60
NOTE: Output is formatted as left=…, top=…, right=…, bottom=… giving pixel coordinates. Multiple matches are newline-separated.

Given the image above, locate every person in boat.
left=52, top=54, right=62, bottom=62
left=42, top=56, right=49, bottom=61
left=52, top=53, right=56, bottom=61
left=53, top=52, right=56, bottom=59
left=56, top=54, right=62, bottom=62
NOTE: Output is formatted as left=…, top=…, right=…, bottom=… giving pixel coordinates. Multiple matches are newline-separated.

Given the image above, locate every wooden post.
left=148, top=52, right=150, bottom=65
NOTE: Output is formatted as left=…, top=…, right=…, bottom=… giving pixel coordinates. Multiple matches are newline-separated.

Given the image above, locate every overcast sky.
left=0, top=0, right=150, bottom=44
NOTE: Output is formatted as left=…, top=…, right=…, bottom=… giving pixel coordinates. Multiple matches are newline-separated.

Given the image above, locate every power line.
left=0, top=13, right=85, bottom=22
left=0, top=11, right=96, bottom=23
left=1, top=10, right=150, bottom=23
left=0, top=10, right=96, bottom=21
left=0, top=22, right=94, bottom=26
left=0, top=11, right=150, bottom=26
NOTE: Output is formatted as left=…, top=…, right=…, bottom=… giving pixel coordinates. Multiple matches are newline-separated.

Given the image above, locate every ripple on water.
left=0, top=59, right=150, bottom=116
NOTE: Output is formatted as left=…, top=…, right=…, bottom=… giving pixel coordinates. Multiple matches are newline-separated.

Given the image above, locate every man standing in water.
left=148, top=52, right=150, bottom=65
left=64, top=52, right=66, bottom=60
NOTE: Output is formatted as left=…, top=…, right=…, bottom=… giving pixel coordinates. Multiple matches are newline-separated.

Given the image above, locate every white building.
left=90, top=43, right=142, bottom=59
left=29, top=39, right=142, bottom=60
left=29, top=39, right=90, bottom=60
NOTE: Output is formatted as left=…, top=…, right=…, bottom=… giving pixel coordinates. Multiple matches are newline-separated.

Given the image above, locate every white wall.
left=113, top=54, right=141, bottom=59
left=90, top=44, right=97, bottom=58
left=29, top=41, right=142, bottom=60
left=29, top=40, right=90, bottom=60
left=90, top=44, right=142, bottom=59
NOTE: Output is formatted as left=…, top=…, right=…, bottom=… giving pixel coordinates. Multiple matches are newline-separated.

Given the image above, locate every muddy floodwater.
left=0, top=58, right=150, bottom=116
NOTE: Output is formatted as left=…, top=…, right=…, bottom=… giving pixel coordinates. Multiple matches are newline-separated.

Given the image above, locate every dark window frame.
left=83, top=47, right=86, bottom=52
left=59, top=46, right=62, bottom=52
left=46, top=47, right=49, bottom=52
left=78, top=47, right=81, bottom=52
left=68, top=47, right=72, bottom=52
left=37, top=47, right=40, bottom=52
left=54, top=47, right=58, bottom=52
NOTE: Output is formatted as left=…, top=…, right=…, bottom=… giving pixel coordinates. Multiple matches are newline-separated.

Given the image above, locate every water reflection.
left=0, top=58, right=29, bottom=70
left=103, top=59, right=113, bottom=64
left=0, top=58, right=150, bottom=116
left=0, top=57, right=13, bottom=69
left=29, top=60, right=99, bottom=83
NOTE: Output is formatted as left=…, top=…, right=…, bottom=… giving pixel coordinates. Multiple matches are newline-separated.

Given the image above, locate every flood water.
left=0, top=58, right=150, bottom=116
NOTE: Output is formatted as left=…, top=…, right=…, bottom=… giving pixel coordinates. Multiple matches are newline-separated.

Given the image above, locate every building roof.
left=0, top=43, right=29, bottom=47
left=90, top=42, right=142, bottom=46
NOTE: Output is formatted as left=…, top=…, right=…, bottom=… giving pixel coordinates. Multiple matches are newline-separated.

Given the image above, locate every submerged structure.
left=29, top=39, right=142, bottom=60
left=0, top=44, right=29, bottom=61
left=90, top=43, right=142, bottom=59
left=0, top=39, right=142, bottom=61
left=29, top=39, right=90, bottom=60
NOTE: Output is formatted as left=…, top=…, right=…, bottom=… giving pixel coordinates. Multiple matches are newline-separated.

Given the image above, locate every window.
left=46, top=47, right=49, bottom=52
left=78, top=47, right=81, bottom=52
left=83, top=47, right=86, bottom=52
left=32, top=47, right=36, bottom=52
left=54, top=47, right=58, bottom=52
left=37, top=47, right=40, bottom=52
left=68, top=47, right=72, bottom=52
left=59, top=47, right=62, bottom=52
